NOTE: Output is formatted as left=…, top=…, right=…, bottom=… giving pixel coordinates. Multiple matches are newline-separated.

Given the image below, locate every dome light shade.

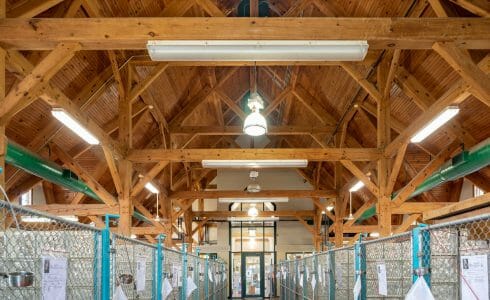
left=243, top=111, right=267, bottom=136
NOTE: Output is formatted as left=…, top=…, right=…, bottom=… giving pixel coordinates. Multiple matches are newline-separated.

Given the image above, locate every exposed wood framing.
left=170, top=189, right=337, bottom=200
left=424, top=192, right=490, bottom=220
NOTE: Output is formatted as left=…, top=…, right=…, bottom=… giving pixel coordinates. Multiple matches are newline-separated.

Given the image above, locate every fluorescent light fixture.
left=51, top=108, right=100, bottom=145
left=219, top=197, right=288, bottom=203
left=410, top=106, right=460, bottom=143
left=369, top=232, right=380, bottom=238
left=264, top=202, right=275, bottom=211
left=227, top=216, right=279, bottom=222
left=202, top=159, right=308, bottom=168
left=326, top=205, right=334, bottom=211
left=147, top=40, right=369, bottom=61
left=144, top=182, right=159, bottom=194
left=349, top=180, right=365, bottom=192
left=21, top=215, right=78, bottom=223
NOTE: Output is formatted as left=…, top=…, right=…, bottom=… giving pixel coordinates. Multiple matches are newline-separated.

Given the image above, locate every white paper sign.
left=460, top=255, right=489, bottom=300
left=311, top=275, right=317, bottom=290
left=353, top=276, right=361, bottom=300
left=42, top=256, right=68, bottom=300
left=377, top=263, right=388, bottom=296
left=162, top=277, right=173, bottom=300
left=405, top=277, right=435, bottom=300
left=299, top=274, right=303, bottom=287
left=306, top=267, right=310, bottom=280
left=136, top=257, right=146, bottom=292
left=318, top=265, right=323, bottom=283
left=113, top=285, right=128, bottom=300
left=186, top=276, right=197, bottom=298
left=208, top=269, right=214, bottom=282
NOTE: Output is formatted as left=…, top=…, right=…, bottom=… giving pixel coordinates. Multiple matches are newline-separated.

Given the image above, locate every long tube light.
left=147, top=40, right=369, bottom=61
left=219, top=197, right=288, bottom=203
left=202, top=159, right=308, bottom=168
left=349, top=180, right=365, bottom=192
left=51, top=108, right=100, bottom=145
left=144, top=182, right=159, bottom=194
left=410, top=106, right=460, bottom=143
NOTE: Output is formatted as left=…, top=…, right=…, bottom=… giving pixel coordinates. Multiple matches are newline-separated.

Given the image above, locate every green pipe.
left=5, top=141, right=151, bottom=224
left=357, top=139, right=490, bottom=222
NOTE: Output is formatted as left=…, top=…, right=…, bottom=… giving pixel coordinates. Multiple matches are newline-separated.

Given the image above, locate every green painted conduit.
left=5, top=141, right=151, bottom=224
left=357, top=138, right=490, bottom=222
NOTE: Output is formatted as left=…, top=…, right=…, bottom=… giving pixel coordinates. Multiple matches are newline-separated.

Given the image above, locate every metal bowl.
left=7, top=272, right=34, bottom=287
left=118, top=274, right=133, bottom=284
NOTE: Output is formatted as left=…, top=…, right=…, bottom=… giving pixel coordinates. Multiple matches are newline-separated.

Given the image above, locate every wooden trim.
left=170, top=189, right=337, bottom=200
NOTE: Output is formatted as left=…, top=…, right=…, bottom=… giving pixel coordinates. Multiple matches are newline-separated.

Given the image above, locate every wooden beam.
left=391, top=202, right=455, bottom=214
left=50, top=143, right=118, bottom=206
left=344, top=198, right=376, bottom=227
left=448, top=0, right=490, bottom=17
left=292, top=85, right=336, bottom=125
left=428, top=0, right=450, bottom=16
left=215, top=90, right=246, bottom=120
left=131, top=161, right=169, bottom=197
left=341, top=160, right=379, bottom=196
left=0, top=18, right=488, bottom=50
left=7, top=0, right=63, bottom=18
left=386, top=142, right=408, bottom=194
left=102, top=146, right=122, bottom=195
left=170, top=125, right=334, bottom=136
left=128, top=148, right=382, bottom=162
left=392, top=214, right=421, bottom=234
left=170, top=189, right=337, bottom=200
left=195, top=0, right=225, bottom=16
left=466, top=172, right=490, bottom=192
left=433, top=42, right=490, bottom=106
left=423, top=192, right=490, bottom=220
left=295, top=215, right=315, bottom=235
left=129, top=63, right=169, bottom=103
left=341, top=63, right=382, bottom=103
left=392, top=141, right=461, bottom=206
left=193, top=210, right=315, bottom=218
left=0, top=42, right=80, bottom=122
left=26, top=204, right=118, bottom=216
left=41, top=181, right=56, bottom=204
left=160, top=0, right=195, bottom=17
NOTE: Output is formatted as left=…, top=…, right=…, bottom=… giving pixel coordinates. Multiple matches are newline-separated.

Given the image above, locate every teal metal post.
left=302, top=259, right=307, bottom=299
left=412, top=224, right=431, bottom=285
left=328, top=251, right=335, bottom=300
left=204, top=255, right=209, bottom=299
left=101, top=214, right=119, bottom=300
left=194, top=248, right=200, bottom=300
left=354, top=235, right=366, bottom=300
left=181, top=243, right=188, bottom=300
left=155, top=234, right=166, bottom=300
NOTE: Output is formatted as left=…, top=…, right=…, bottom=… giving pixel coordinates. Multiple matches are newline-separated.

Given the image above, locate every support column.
left=184, top=210, right=193, bottom=252
left=118, top=159, right=133, bottom=235
left=334, top=134, right=344, bottom=247
left=377, top=57, right=392, bottom=237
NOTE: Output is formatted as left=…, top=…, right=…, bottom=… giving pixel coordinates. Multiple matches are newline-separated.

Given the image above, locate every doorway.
left=242, top=252, right=264, bottom=298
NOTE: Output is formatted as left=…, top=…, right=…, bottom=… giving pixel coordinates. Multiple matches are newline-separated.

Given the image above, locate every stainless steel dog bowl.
left=4, top=271, right=34, bottom=287
left=118, top=273, right=134, bottom=284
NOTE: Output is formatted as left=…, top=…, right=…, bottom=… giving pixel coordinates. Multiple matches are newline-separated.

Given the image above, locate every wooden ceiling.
left=0, top=0, right=489, bottom=248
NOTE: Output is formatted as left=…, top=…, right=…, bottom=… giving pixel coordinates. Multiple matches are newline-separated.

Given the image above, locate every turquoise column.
left=101, top=214, right=119, bottom=300
left=194, top=248, right=200, bottom=300
left=354, top=235, right=366, bottom=300
left=181, top=243, right=188, bottom=300
left=155, top=234, right=166, bottom=300
left=412, top=224, right=431, bottom=285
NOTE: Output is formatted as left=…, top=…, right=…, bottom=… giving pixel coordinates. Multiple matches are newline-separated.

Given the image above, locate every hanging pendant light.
left=154, top=192, right=161, bottom=222
left=344, top=191, right=354, bottom=221
left=243, top=92, right=267, bottom=136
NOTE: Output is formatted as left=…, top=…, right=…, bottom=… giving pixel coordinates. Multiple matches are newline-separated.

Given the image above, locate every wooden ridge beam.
left=423, top=192, right=490, bottom=220
left=170, top=189, right=337, bottom=200
left=0, top=18, right=488, bottom=50
left=128, top=148, right=382, bottom=162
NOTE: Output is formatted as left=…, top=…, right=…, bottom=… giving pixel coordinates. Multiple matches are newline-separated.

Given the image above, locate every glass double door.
left=241, top=252, right=264, bottom=298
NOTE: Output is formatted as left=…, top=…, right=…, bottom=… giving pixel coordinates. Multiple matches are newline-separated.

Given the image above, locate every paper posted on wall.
left=405, top=277, right=434, bottom=300
left=208, top=269, right=214, bottom=282
left=376, top=263, right=388, bottom=296
left=41, top=256, right=68, bottom=300
left=460, top=255, right=489, bottom=300
left=186, top=276, right=197, bottom=298
left=113, top=285, right=128, bottom=300
left=162, top=277, right=173, bottom=300
left=311, top=275, right=317, bottom=290
left=136, top=257, right=146, bottom=292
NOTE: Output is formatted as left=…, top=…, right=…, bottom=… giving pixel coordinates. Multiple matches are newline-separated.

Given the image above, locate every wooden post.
left=334, top=134, right=344, bottom=247
left=377, top=55, right=393, bottom=237
left=184, top=211, right=193, bottom=252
